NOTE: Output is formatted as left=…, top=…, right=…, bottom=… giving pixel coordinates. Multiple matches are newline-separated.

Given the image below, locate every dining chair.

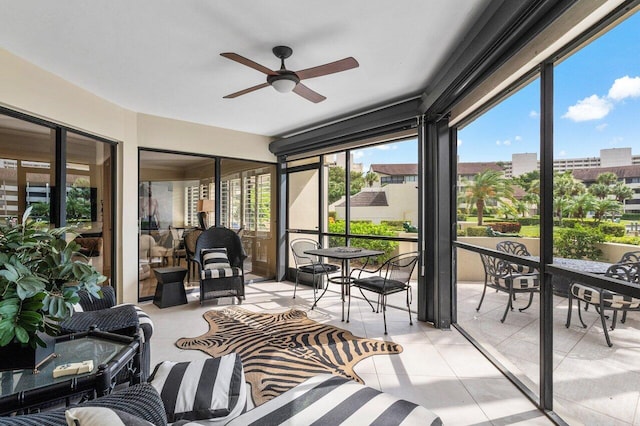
left=566, top=263, right=640, bottom=347
left=618, top=250, right=640, bottom=264
left=184, top=228, right=203, bottom=282
left=477, top=252, right=540, bottom=323
left=348, top=252, right=420, bottom=335
left=289, top=239, right=339, bottom=300
left=496, top=241, right=535, bottom=273
left=169, top=226, right=187, bottom=267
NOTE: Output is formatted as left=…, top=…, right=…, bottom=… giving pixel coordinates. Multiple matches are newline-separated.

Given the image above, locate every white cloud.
left=558, top=150, right=567, bottom=157
left=529, top=110, right=539, bottom=118
left=596, top=123, right=608, bottom=131
left=352, top=150, right=365, bottom=159
left=515, top=135, right=522, bottom=141
left=608, top=75, right=640, bottom=100
left=562, top=95, right=612, bottom=122
left=496, top=139, right=511, bottom=146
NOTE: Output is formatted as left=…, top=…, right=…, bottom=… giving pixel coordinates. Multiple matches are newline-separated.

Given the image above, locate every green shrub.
left=560, top=218, right=598, bottom=228
left=466, top=226, right=489, bottom=236
left=488, top=222, right=521, bottom=233
left=621, top=213, right=640, bottom=221
left=381, top=220, right=406, bottom=231
left=553, top=225, right=603, bottom=260
left=518, top=217, right=540, bottom=226
left=606, top=235, right=640, bottom=245
left=598, top=222, right=625, bottom=237
left=457, top=229, right=466, bottom=237
left=327, top=220, right=397, bottom=264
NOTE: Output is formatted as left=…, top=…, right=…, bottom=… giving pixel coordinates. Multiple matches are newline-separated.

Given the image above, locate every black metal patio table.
left=304, top=246, right=384, bottom=321
left=528, top=256, right=612, bottom=296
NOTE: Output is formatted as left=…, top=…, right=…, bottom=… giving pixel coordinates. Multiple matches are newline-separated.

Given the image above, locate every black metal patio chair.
left=348, top=252, right=420, bottom=334
left=289, top=238, right=339, bottom=300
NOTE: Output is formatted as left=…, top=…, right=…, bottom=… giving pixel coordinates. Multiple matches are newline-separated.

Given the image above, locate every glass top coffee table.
left=0, top=329, right=141, bottom=415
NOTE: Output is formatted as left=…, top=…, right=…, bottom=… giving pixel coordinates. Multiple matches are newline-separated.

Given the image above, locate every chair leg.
left=311, top=280, right=330, bottom=311
left=599, top=301, right=613, bottom=347
left=500, top=289, right=513, bottom=323
left=476, top=282, right=488, bottom=312
left=347, top=285, right=352, bottom=323
left=621, top=310, right=628, bottom=324
left=518, top=292, right=535, bottom=312
left=359, top=288, right=376, bottom=312
left=611, top=310, right=618, bottom=330
left=577, top=300, right=588, bottom=328
left=382, top=294, right=388, bottom=335
left=406, top=288, right=413, bottom=326
left=566, top=290, right=573, bottom=328
left=293, top=270, right=299, bottom=299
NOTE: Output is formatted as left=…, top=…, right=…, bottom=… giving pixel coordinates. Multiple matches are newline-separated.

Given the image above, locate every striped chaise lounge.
left=227, top=374, right=441, bottom=426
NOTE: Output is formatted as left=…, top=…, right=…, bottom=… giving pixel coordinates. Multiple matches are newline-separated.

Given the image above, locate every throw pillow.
left=149, top=353, right=246, bottom=423
left=202, top=248, right=231, bottom=270
left=65, top=407, right=153, bottom=426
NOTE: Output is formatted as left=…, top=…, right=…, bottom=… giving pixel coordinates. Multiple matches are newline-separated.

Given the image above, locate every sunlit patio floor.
left=457, top=281, right=640, bottom=425
left=144, top=280, right=553, bottom=425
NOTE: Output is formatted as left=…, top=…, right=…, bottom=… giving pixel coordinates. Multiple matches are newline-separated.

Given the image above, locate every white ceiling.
left=0, top=0, right=493, bottom=137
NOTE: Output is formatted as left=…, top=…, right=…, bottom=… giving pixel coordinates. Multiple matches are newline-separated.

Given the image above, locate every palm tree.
left=554, top=171, right=585, bottom=223
left=364, top=170, right=379, bottom=187
left=513, top=200, right=529, bottom=218
left=610, top=182, right=634, bottom=203
left=568, top=193, right=596, bottom=220
left=588, top=183, right=609, bottom=200
left=463, top=169, right=514, bottom=226
left=593, top=199, right=622, bottom=222
left=596, top=172, right=618, bottom=186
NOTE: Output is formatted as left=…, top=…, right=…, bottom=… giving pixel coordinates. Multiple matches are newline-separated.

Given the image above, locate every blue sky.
left=354, top=11, right=640, bottom=169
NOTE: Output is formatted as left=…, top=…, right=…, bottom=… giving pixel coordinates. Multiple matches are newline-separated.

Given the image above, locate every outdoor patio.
left=457, top=281, right=640, bottom=425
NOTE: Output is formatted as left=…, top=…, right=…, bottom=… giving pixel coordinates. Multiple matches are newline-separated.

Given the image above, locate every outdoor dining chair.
left=477, top=252, right=540, bottom=323
left=496, top=241, right=536, bottom=273
left=566, top=263, right=640, bottom=347
left=618, top=250, right=640, bottom=264
left=289, top=239, right=339, bottom=300
left=348, top=251, right=420, bottom=335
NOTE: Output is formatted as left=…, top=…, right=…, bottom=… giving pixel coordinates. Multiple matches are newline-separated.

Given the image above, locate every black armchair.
left=60, top=286, right=154, bottom=381
left=477, top=253, right=539, bottom=323
left=348, top=252, right=420, bottom=335
left=193, top=227, right=247, bottom=305
left=566, top=263, right=640, bottom=347
left=496, top=241, right=536, bottom=274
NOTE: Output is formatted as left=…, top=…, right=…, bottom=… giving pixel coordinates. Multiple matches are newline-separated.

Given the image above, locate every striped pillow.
left=149, top=353, right=246, bottom=423
left=202, top=248, right=231, bottom=270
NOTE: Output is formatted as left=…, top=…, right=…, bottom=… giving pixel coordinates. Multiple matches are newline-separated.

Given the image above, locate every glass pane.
left=349, top=139, right=418, bottom=239
left=139, top=151, right=215, bottom=299
left=0, top=114, right=55, bottom=226
left=456, top=77, right=541, bottom=397
left=552, top=11, right=640, bottom=423
left=66, top=132, right=113, bottom=281
left=221, top=158, right=277, bottom=281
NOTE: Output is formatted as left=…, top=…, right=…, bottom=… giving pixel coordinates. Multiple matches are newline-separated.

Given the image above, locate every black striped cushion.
left=226, top=374, right=441, bottom=426
left=202, top=248, right=231, bottom=270
left=65, top=407, right=153, bottom=425
left=201, top=267, right=243, bottom=280
left=149, top=353, right=246, bottom=423
left=571, top=283, right=640, bottom=309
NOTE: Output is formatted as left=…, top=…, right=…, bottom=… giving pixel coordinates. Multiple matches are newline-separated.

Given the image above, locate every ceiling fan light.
left=271, top=77, right=298, bottom=93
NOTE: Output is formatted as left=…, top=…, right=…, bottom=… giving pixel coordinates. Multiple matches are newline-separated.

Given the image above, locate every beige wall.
left=1, top=48, right=275, bottom=303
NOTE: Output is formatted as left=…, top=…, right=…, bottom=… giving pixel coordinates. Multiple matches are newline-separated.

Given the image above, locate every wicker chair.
left=59, top=286, right=154, bottom=381
left=477, top=252, right=540, bottom=323
left=193, top=227, right=247, bottom=304
left=348, top=252, right=420, bottom=334
left=566, top=263, right=640, bottom=347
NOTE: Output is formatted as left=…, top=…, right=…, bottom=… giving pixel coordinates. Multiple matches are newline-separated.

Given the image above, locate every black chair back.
left=383, top=252, right=420, bottom=284
left=195, top=227, right=247, bottom=268
left=619, top=250, right=640, bottom=264
left=290, top=238, right=320, bottom=268
left=496, top=241, right=531, bottom=256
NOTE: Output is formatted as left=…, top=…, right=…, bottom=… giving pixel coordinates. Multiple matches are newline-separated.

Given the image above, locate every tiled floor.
left=457, top=282, right=640, bottom=426
left=143, top=280, right=552, bottom=425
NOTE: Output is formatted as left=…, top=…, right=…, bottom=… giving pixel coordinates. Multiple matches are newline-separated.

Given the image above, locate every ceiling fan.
left=220, top=46, right=359, bottom=103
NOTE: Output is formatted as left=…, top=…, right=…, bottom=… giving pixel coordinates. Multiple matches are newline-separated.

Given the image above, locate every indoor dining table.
left=304, top=246, right=384, bottom=321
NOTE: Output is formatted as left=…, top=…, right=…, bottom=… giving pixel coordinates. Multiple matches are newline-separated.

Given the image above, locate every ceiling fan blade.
left=223, top=83, right=270, bottom=99
left=220, top=53, right=277, bottom=76
left=296, top=57, right=359, bottom=80
left=293, top=83, right=326, bottom=103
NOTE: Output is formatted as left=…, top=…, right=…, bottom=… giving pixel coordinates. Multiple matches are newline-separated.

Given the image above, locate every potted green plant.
left=0, top=207, right=106, bottom=370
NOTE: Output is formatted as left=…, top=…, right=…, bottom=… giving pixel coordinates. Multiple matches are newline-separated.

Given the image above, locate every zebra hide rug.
left=175, top=307, right=402, bottom=406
